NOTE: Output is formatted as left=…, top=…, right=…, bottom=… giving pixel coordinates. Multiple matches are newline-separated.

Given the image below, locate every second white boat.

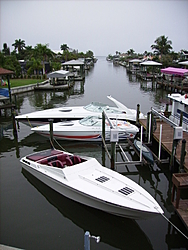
left=31, top=116, right=139, bottom=141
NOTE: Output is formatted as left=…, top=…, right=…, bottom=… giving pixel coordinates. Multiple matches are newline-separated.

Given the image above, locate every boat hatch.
left=59, top=109, right=72, bottom=112
left=95, top=176, right=110, bottom=183
left=118, top=187, right=134, bottom=195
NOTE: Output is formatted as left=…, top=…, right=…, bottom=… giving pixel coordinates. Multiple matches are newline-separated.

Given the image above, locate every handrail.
left=151, top=108, right=178, bottom=127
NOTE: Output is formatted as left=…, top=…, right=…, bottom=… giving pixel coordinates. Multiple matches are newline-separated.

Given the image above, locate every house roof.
left=0, top=68, right=15, bottom=75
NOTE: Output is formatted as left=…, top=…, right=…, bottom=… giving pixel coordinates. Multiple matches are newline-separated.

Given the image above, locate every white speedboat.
left=168, top=93, right=188, bottom=132
left=15, top=96, right=145, bottom=127
left=31, top=116, right=139, bottom=141
left=20, top=148, right=163, bottom=220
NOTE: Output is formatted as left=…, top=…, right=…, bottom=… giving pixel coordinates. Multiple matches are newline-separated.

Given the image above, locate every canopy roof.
left=0, top=67, right=14, bottom=75
left=62, top=60, right=84, bottom=66
left=129, top=59, right=141, bottom=63
left=140, top=61, right=162, bottom=66
left=161, top=67, right=188, bottom=76
left=47, top=70, right=71, bottom=78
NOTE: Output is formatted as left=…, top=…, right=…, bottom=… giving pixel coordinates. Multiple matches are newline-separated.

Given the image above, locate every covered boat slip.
left=157, top=67, right=188, bottom=92
left=34, top=70, right=75, bottom=91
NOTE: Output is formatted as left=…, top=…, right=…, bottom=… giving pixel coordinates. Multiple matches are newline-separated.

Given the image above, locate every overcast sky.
left=0, top=0, right=188, bottom=56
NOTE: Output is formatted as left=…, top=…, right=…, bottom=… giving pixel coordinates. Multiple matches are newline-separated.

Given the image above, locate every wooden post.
left=7, top=75, right=12, bottom=103
left=11, top=108, right=18, bottom=138
left=146, top=112, right=150, bottom=141
left=179, top=111, right=183, bottom=127
left=102, top=111, right=105, bottom=146
left=180, top=139, right=186, bottom=172
left=111, top=142, right=116, bottom=170
left=49, top=119, right=54, bottom=148
left=136, top=104, right=140, bottom=126
left=170, top=128, right=178, bottom=171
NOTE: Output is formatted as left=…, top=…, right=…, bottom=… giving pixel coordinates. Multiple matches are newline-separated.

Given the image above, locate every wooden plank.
left=140, top=119, right=188, bottom=172
left=172, top=200, right=188, bottom=229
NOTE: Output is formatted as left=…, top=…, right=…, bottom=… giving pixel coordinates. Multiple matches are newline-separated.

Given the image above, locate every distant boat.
left=31, top=116, right=139, bottom=142
left=20, top=148, right=163, bottom=220
left=168, top=93, right=188, bottom=132
left=134, top=139, right=154, bottom=165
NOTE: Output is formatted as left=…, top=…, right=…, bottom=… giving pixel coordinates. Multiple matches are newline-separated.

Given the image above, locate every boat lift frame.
left=102, top=111, right=145, bottom=169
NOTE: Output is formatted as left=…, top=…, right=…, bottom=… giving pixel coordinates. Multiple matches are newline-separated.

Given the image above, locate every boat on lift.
left=31, top=116, right=139, bottom=141
left=20, top=148, right=163, bottom=220
left=168, top=93, right=188, bottom=132
left=15, top=96, right=146, bottom=127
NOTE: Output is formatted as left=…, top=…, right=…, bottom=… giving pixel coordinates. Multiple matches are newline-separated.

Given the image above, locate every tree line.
left=0, top=40, right=94, bottom=78
left=107, top=35, right=187, bottom=68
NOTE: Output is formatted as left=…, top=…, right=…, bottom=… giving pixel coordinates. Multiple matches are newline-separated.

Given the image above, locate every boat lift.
left=102, top=111, right=147, bottom=169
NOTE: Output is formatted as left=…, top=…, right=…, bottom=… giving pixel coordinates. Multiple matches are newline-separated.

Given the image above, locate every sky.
left=0, top=0, right=188, bottom=56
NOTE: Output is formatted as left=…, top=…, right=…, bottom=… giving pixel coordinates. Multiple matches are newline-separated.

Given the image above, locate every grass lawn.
left=1, top=78, right=45, bottom=88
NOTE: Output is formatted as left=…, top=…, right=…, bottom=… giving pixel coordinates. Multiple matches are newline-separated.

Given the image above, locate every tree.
left=34, top=44, right=53, bottom=74
left=60, top=44, right=69, bottom=52
left=60, top=44, right=70, bottom=61
left=151, top=35, right=172, bottom=56
left=127, top=49, right=135, bottom=56
left=2, top=43, right=10, bottom=55
left=12, top=39, right=25, bottom=54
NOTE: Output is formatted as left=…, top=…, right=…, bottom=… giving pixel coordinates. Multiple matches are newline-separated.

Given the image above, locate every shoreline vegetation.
left=1, top=78, right=45, bottom=88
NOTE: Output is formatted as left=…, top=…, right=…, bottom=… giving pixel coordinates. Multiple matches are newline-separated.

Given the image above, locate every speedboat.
left=168, top=93, right=188, bottom=132
left=20, top=148, right=163, bottom=220
left=15, top=96, right=146, bottom=127
left=31, top=116, right=139, bottom=141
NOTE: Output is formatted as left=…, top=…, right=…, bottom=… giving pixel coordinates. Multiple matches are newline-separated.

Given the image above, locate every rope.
left=26, top=116, right=33, bottom=128
left=54, top=137, right=68, bottom=152
left=157, top=208, right=188, bottom=240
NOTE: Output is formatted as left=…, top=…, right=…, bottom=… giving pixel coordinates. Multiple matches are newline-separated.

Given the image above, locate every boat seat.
left=65, top=157, right=73, bottom=166
left=48, top=160, right=65, bottom=168
left=73, top=156, right=81, bottom=164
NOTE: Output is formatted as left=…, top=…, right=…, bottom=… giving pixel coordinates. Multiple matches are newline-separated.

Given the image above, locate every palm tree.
left=12, top=39, right=25, bottom=53
left=127, top=49, right=135, bottom=56
left=34, top=44, right=53, bottom=74
left=60, top=44, right=69, bottom=61
left=60, top=44, right=69, bottom=52
left=151, top=35, right=172, bottom=56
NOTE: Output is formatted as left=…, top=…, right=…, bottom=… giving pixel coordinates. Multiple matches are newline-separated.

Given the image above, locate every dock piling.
left=136, top=104, right=140, bottom=126
left=49, top=119, right=54, bottom=148
left=180, top=139, right=186, bottom=172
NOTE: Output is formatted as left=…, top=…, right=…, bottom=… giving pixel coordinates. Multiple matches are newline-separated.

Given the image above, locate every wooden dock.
left=139, top=118, right=188, bottom=172
left=140, top=118, right=188, bottom=230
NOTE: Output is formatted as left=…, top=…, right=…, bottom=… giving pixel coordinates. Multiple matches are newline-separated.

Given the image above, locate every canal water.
left=1, top=57, right=188, bottom=250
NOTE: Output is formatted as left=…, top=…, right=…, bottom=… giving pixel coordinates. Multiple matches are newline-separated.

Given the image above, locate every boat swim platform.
left=139, top=118, right=188, bottom=172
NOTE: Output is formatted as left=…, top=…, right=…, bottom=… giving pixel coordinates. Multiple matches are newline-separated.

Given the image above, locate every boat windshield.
left=79, top=116, right=102, bottom=126
left=84, top=102, right=123, bottom=114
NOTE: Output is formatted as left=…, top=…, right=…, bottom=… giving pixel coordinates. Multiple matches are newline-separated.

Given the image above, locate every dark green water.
left=1, top=57, right=188, bottom=249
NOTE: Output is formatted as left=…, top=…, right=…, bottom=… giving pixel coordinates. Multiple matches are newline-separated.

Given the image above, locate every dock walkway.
left=140, top=118, right=188, bottom=230
left=139, top=118, right=188, bottom=172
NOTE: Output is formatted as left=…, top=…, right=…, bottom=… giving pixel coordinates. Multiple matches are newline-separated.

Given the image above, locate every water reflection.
left=22, top=168, right=153, bottom=250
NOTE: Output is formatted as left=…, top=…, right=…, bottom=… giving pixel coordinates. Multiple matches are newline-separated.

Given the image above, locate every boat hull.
left=31, top=119, right=139, bottom=141
left=134, top=139, right=154, bottom=165
left=20, top=149, right=163, bottom=220
left=21, top=162, right=160, bottom=220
